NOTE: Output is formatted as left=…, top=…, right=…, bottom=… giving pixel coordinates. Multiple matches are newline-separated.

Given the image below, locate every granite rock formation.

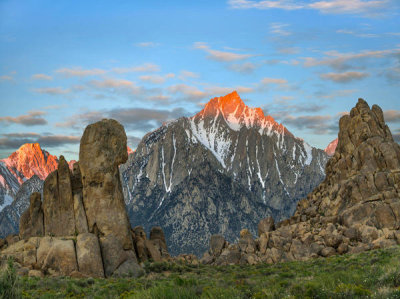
left=19, top=192, right=44, bottom=239
left=0, top=119, right=170, bottom=278
left=120, top=91, right=328, bottom=255
left=202, top=99, right=400, bottom=265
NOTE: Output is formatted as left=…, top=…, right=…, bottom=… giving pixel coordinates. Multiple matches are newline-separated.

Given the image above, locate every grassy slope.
left=16, top=245, right=400, bottom=298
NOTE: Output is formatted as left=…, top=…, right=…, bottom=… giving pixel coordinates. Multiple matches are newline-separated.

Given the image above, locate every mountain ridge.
left=120, top=91, right=329, bottom=255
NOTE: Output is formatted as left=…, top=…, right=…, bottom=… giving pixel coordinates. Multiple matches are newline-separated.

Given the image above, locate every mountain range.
left=120, top=91, right=329, bottom=255
left=0, top=91, right=333, bottom=255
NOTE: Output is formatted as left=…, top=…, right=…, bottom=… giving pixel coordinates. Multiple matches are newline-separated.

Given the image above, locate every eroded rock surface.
left=0, top=119, right=171, bottom=278
left=43, top=156, right=75, bottom=236
left=79, top=119, right=132, bottom=250
left=19, top=192, right=44, bottom=239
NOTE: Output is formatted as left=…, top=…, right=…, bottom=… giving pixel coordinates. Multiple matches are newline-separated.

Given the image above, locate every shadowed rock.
left=43, top=156, right=75, bottom=236
left=19, top=192, right=44, bottom=239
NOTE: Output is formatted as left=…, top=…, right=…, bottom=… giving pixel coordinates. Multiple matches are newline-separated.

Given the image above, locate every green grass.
left=12, top=245, right=400, bottom=298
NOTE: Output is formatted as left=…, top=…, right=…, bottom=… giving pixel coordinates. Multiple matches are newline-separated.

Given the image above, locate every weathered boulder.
left=79, top=119, right=132, bottom=251
left=19, top=192, right=44, bottom=239
left=99, top=234, right=137, bottom=277
left=258, top=217, right=275, bottom=236
left=41, top=239, right=78, bottom=276
left=113, top=258, right=144, bottom=278
left=209, top=235, right=226, bottom=256
left=76, top=233, right=104, bottom=278
left=150, top=226, right=167, bottom=252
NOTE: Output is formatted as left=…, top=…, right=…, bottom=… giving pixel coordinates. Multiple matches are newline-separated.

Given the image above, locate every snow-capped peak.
left=193, top=91, right=288, bottom=136
left=1, top=143, right=58, bottom=182
left=325, top=138, right=338, bottom=156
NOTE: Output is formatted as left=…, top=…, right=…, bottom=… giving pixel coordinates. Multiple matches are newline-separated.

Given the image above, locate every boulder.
left=258, top=217, right=275, bottom=236
left=5, top=235, right=19, bottom=246
left=99, top=234, right=138, bottom=277
left=112, top=258, right=144, bottom=278
left=150, top=226, right=167, bottom=252
left=28, top=270, right=44, bottom=278
left=145, top=239, right=162, bottom=262
left=76, top=233, right=104, bottom=278
left=209, top=235, right=226, bottom=256
left=41, top=239, right=78, bottom=276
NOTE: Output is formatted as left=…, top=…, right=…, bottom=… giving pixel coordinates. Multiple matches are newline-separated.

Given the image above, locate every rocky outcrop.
left=202, top=99, right=400, bottom=265
left=0, top=119, right=170, bottom=278
left=80, top=119, right=136, bottom=276
left=19, top=192, right=44, bottom=239
left=132, top=226, right=170, bottom=263
left=120, top=91, right=328, bottom=255
left=79, top=119, right=131, bottom=248
left=43, top=156, right=76, bottom=236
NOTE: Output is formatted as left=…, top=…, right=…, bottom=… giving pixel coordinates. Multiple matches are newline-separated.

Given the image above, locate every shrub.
left=0, top=258, right=21, bottom=299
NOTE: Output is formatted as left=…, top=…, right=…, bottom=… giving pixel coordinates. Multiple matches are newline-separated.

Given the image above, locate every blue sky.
left=0, top=0, right=399, bottom=160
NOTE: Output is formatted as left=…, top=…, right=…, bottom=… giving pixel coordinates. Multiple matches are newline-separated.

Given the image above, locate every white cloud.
left=260, top=77, right=288, bottom=85
left=0, top=110, right=47, bottom=126
left=32, top=73, right=53, bottom=80
left=303, top=48, right=400, bottom=70
left=270, top=23, right=292, bottom=36
left=228, top=0, right=393, bottom=17
left=336, top=29, right=379, bottom=38
left=228, top=62, right=258, bottom=73
left=112, top=63, right=160, bottom=74
left=135, top=42, right=160, bottom=47
left=139, top=73, right=175, bottom=84
left=228, top=0, right=303, bottom=10
left=89, top=78, right=136, bottom=89
left=193, top=42, right=254, bottom=62
left=178, top=70, right=200, bottom=81
left=320, top=71, right=370, bottom=83
left=309, top=0, right=390, bottom=16
left=0, top=75, right=13, bottom=81
left=55, top=67, right=106, bottom=77
left=33, top=87, right=70, bottom=95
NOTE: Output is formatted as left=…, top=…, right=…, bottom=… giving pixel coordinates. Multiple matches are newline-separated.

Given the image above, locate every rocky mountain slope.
left=120, top=91, right=329, bottom=255
left=0, top=143, right=57, bottom=213
left=203, top=98, right=400, bottom=265
left=324, top=138, right=338, bottom=156
left=0, top=176, right=43, bottom=237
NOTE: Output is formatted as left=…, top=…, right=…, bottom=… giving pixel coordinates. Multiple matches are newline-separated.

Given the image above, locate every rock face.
left=120, top=91, right=328, bottom=255
left=0, top=119, right=169, bottom=278
left=131, top=226, right=170, bottom=263
left=80, top=119, right=132, bottom=250
left=43, top=156, right=76, bottom=236
left=19, top=192, right=44, bottom=239
left=202, top=99, right=400, bottom=265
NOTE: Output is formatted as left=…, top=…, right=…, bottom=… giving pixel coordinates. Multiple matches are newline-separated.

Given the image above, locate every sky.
left=0, top=0, right=399, bottom=161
